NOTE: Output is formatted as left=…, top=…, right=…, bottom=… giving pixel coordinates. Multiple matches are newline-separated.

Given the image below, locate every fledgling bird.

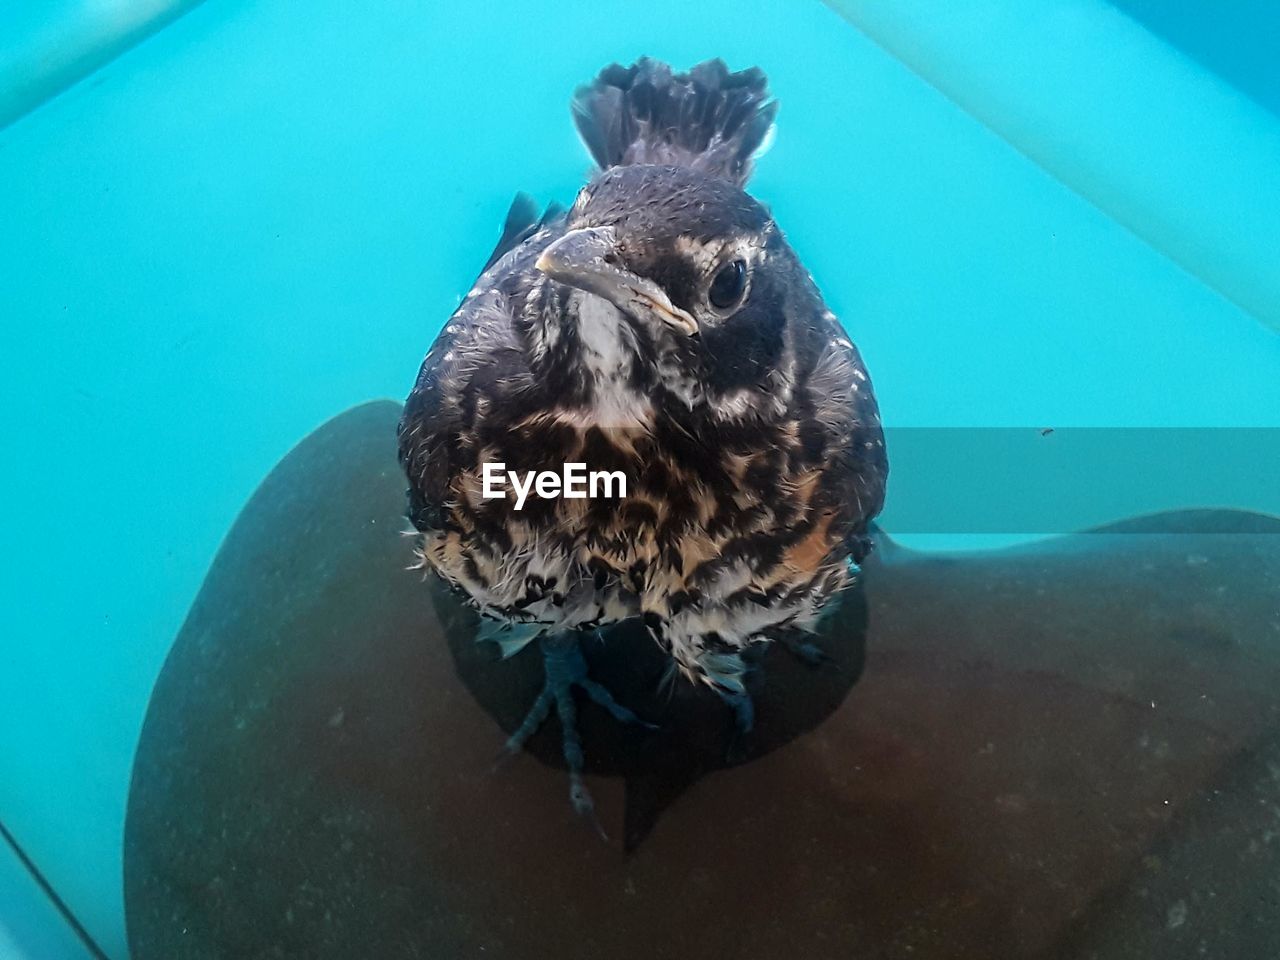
left=399, top=58, right=887, bottom=829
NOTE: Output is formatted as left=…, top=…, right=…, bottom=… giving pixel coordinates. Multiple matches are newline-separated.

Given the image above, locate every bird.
left=398, top=57, right=888, bottom=832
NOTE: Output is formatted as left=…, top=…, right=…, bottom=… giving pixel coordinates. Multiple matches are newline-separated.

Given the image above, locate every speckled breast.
left=413, top=415, right=852, bottom=650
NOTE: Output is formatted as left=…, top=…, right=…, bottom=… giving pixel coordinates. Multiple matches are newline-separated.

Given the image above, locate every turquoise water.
left=2, top=1, right=1279, bottom=957
left=1113, top=0, right=1280, bottom=117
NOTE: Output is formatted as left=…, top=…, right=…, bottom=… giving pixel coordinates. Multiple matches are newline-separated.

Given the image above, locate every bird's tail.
left=571, top=57, right=777, bottom=188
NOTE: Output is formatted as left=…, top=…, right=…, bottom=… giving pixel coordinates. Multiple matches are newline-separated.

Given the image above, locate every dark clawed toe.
left=494, top=632, right=643, bottom=832
left=490, top=745, right=521, bottom=775
left=570, top=777, right=609, bottom=841
left=785, top=637, right=839, bottom=671
left=577, top=677, right=660, bottom=732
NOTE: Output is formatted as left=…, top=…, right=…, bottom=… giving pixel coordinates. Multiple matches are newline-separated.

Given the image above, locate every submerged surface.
left=126, top=403, right=1280, bottom=958
left=3, top=1, right=1280, bottom=954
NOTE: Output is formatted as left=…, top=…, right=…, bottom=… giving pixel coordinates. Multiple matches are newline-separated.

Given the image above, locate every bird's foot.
left=782, top=635, right=838, bottom=670
left=496, top=632, right=656, bottom=839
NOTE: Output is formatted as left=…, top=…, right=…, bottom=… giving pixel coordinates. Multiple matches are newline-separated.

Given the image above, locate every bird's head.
left=536, top=163, right=809, bottom=412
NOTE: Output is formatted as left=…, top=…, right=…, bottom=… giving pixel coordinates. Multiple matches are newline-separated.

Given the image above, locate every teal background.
left=1, top=1, right=1278, bottom=956
left=1113, top=0, right=1280, bottom=117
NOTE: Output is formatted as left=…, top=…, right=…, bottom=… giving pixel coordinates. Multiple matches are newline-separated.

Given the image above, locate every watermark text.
left=481, top=462, right=627, bottom=510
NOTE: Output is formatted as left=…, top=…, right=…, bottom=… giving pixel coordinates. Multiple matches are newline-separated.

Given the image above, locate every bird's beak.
left=535, top=227, right=698, bottom=336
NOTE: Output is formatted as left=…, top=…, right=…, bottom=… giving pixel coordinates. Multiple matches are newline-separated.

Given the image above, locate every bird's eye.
left=708, top=258, right=748, bottom=311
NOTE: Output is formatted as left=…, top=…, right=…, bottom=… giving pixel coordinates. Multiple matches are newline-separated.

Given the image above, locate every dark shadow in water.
left=124, top=401, right=1280, bottom=960
left=436, top=567, right=867, bottom=852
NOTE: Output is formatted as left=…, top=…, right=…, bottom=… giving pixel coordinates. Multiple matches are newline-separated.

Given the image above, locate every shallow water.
left=125, top=402, right=1280, bottom=959
left=1, top=1, right=1279, bottom=957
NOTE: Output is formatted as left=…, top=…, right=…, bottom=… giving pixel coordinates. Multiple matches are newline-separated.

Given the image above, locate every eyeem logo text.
left=481, top=462, right=627, bottom=511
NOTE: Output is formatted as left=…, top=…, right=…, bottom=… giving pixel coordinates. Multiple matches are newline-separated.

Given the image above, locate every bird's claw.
left=493, top=632, right=653, bottom=838
left=490, top=745, right=521, bottom=775
left=570, top=776, right=609, bottom=841
left=784, top=636, right=839, bottom=671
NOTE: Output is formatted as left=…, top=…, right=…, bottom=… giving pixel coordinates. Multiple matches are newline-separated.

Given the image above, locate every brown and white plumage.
left=398, top=58, right=887, bottom=820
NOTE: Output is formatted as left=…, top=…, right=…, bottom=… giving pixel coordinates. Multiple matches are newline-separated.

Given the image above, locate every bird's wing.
left=478, top=193, right=566, bottom=278
left=397, top=320, right=461, bottom=533
left=809, top=335, right=889, bottom=562
left=399, top=199, right=561, bottom=532
left=398, top=294, right=533, bottom=533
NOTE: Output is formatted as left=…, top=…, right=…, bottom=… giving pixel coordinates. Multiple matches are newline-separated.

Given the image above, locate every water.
left=1, top=2, right=1278, bottom=958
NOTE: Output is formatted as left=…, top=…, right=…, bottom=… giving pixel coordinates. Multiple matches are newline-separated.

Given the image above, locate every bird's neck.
left=522, top=283, right=710, bottom=426
left=564, top=292, right=655, bottom=429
